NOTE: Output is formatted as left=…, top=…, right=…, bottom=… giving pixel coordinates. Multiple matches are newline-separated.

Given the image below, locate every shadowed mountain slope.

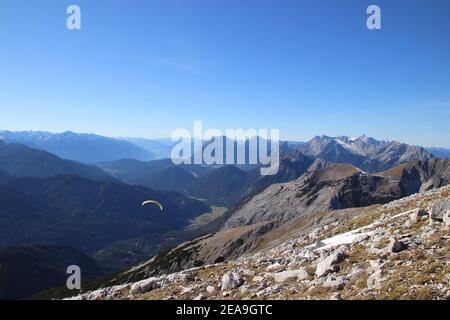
left=0, top=140, right=110, bottom=180
left=0, top=245, right=103, bottom=300
left=1, top=175, right=210, bottom=253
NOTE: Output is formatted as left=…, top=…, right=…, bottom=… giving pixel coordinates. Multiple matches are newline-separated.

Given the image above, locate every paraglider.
left=141, top=200, right=163, bottom=220
left=141, top=200, right=163, bottom=211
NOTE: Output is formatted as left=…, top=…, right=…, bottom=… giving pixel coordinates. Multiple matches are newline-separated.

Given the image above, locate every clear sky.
left=1, top=0, right=449, bottom=147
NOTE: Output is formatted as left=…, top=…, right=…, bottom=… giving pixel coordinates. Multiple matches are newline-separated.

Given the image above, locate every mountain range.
left=1, top=130, right=442, bottom=171
left=120, top=137, right=176, bottom=159
left=98, top=135, right=434, bottom=208
left=0, top=131, right=157, bottom=162
left=0, top=131, right=449, bottom=300
left=292, top=135, right=433, bottom=172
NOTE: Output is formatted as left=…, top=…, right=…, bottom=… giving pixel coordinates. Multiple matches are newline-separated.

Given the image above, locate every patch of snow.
left=335, top=138, right=367, bottom=156
left=310, top=229, right=373, bottom=252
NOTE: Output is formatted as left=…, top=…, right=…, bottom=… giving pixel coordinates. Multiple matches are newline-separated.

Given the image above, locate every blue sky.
left=0, top=0, right=449, bottom=147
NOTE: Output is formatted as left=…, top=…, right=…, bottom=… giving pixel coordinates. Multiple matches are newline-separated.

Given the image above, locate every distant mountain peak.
left=293, top=135, right=433, bottom=172
left=0, top=130, right=156, bottom=162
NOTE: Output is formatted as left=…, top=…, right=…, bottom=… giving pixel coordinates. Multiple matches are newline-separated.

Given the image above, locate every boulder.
left=239, top=285, right=250, bottom=294
left=181, top=285, right=198, bottom=295
left=408, top=208, right=429, bottom=222
left=266, top=262, right=283, bottom=271
left=178, top=271, right=196, bottom=282
left=221, top=271, right=244, bottom=292
left=367, top=270, right=382, bottom=290
left=314, top=240, right=326, bottom=249
left=193, top=293, right=206, bottom=300
left=323, top=275, right=347, bottom=290
left=429, top=199, right=450, bottom=222
left=308, top=277, right=326, bottom=290
left=315, top=246, right=347, bottom=277
left=390, top=239, right=408, bottom=253
left=214, top=256, right=226, bottom=264
left=193, top=260, right=204, bottom=267
left=330, top=293, right=343, bottom=300
left=443, top=209, right=450, bottom=228
left=256, top=284, right=284, bottom=297
left=129, top=277, right=161, bottom=295
left=243, top=269, right=256, bottom=277
left=272, top=268, right=308, bottom=283
left=309, top=228, right=322, bottom=239
left=348, top=266, right=364, bottom=278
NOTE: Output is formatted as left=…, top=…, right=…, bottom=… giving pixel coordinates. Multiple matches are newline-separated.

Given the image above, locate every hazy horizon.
left=1, top=127, right=449, bottom=149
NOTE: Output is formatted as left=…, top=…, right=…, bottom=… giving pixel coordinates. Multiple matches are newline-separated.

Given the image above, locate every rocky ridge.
left=295, top=135, right=433, bottom=172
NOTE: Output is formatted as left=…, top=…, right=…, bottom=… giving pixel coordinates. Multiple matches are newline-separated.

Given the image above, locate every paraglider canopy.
left=141, top=200, right=163, bottom=211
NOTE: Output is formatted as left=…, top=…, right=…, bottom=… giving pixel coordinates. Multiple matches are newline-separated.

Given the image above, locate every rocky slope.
left=225, top=158, right=450, bottom=230
left=64, top=184, right=450, bottom=300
